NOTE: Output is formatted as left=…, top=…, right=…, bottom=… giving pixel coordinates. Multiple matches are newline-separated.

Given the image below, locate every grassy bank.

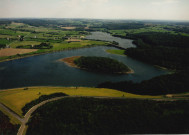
left=0, top=87, right=162, bottom=116
left=106, top=49, right=125, bottom=55
left=0, top=40, right=110, bottom=63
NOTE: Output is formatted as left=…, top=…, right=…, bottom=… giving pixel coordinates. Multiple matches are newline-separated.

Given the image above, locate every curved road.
left=17, top=96, right=66, bottom=135
left=0, top=96, right=67, bottom=135
left=1, top=96, right=126, bottom=135
left=0, top=96, right=180, bottom=135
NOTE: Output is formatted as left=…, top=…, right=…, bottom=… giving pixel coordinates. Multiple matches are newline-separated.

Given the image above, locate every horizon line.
left=0, top=17, right=189, bottom=22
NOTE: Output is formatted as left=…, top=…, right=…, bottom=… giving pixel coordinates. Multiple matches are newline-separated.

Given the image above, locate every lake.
left=0, top=32, right=168, bottom=89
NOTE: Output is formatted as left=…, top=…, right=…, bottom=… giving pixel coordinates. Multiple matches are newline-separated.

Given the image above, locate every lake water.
left=0, top=32, right=168, bottom=89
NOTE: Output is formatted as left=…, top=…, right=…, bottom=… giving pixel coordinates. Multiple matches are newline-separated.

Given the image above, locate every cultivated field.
left=0, top=48, right=38, bottom=57
left=0, top=22, right=110, bottom=62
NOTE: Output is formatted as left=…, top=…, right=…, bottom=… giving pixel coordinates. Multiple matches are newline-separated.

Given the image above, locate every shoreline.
left=59, top=56, right=134, bottom=74
left=58, top=56, right=81, bottom=69
left=0, top=44, right=110, bottom=63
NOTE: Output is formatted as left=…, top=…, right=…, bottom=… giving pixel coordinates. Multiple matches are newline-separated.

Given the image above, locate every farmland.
left=0, top=22, right=110, bottom=62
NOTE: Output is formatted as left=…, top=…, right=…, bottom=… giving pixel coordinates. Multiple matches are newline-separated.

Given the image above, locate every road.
left=0, top=96, right=186, bottom=135
left=0, top=103, right=23, bottom=122
left=0, top=96, right=67, bottom=135
left=0, top=96, right=127, bottom=135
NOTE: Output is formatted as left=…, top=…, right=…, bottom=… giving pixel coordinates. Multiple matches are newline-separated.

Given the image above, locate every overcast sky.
left=0, top=0, right=189, bottom=20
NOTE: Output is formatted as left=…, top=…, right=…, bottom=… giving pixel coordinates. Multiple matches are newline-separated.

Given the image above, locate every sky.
left=0, top=0, right=189, bottom=21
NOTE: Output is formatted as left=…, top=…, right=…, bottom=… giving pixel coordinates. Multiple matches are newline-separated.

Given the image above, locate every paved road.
left=17, top=96, right=66, bottom=135
left=0, top=96, right=67, bottom=135
left=0, top=103, right=23, bottom=122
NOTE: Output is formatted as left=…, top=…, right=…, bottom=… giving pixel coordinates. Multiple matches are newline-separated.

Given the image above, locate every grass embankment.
left=0, top=87, right=162, bottom=116
left=0, top=107, right=21, bottom=125
left=106, top=49, right=125, bottom=55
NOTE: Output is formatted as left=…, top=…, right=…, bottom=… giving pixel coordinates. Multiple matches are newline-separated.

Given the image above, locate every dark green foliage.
left=112, top=41, right=119, bottom=45
left=0, top=111, right=18, bottom=135
left=26, top=38, right=62, bottom=43
left=74, top=56, right=130, bottom=74
left=126, top=46, right=189, bottom=70
left=91, top=23, right=147, bottom=30
left=27, top=98, right=189, bottom=134
left=22, top=93, right=68, bottom=115
left=16, top=42, right=53, bottom=49
left=127, top=32, right=189, bottom=48
left=16, top=45, right=32, bottom=49
left=106, top=31, right=189, bottom=95
left=98, top=71, right=189, bottom=95
left=0, top=44, right=6, bottom=48
left=19, top=36, right=24, bottom=41
left=33, top=42, right=53, bottom=49
left=164, top=26, right=189, bottom=34
left=0, top=39, right=11, bottom=46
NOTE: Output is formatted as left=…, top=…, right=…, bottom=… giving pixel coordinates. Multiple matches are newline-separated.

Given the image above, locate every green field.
left=0, top=87, right=163, bottom=116
left=106, top=49, right=125, bottom=55
left=10, top=41, right=41, bottom=48
left=0, top=22, right=111, bottom=62
left=109, top=25, right=189, bottom=37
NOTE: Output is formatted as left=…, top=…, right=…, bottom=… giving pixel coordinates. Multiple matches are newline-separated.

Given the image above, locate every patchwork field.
left=0, top=22, right=110, bottom=62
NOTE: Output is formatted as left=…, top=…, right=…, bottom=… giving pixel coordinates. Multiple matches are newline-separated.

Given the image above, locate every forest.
left=126, top=32, right=189, bottom=48
left=74, top=56, right=130, bottom=74
left=27, top=98, right=189, bottom=134
left=98, top=70, right=189, bottom=95
left=22, top=93, right=68, bottom=115
left=0, top=111, right=18, bottom=135
left=99, top=28, right=189, bottom=95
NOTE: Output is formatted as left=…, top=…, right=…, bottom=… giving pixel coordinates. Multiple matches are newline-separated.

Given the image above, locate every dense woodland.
left=0, top=111, right=18, bottom=135
left=127, top=32, right=189, bottom=48
left=99, top=28, right=189, bottom=95
left=22, top=93, right=67, bottom=115
left=16, top=42, right=53, bottom=49
left=90, top=22, right=147, bottom=30
left=98, top=70, right=189, bottom=95
left=164, top=26, right=189, bottom=34
left=74, top=56, right=130, bottom=74
left=27, top=98, right=189, bottom=134
left=126, top=44, right=189, bottom=70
